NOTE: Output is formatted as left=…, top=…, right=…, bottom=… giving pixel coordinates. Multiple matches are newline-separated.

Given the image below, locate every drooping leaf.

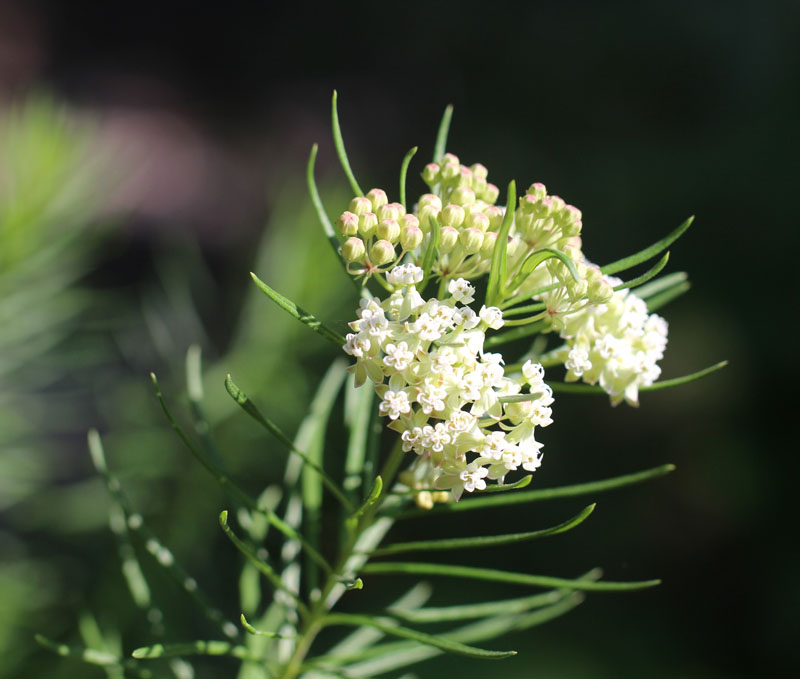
left=506, top=247, right=580, bottom=295
left=370, top=504, right=594, bottom=556
left=322, top=613, right=516, bottom=659
left=601, top=216, right=693, bottom=275
left=331, top=90, right=363, bottom=196
left=250, top=272, right=346, bottom=347
left=360, top=562, right=660, bottom=591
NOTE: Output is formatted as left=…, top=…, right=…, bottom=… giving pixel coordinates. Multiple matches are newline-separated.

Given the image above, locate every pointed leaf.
left=602, top=216, right=694, bottom=275
left=240, top=613, right=294, bottom=638
left=392, top=463, right=675, bottom=517
left=323, top=613, right=516, bottom=659
left=486, top=180, right=516, bottom=307
left=250, top=272, right=346, bottom=347
left=399, top=146, right=418, bottom=209
left=432, top=104, right=454, bottom=163
left=352, top=476, right=383, bottom=521
left=646, top=279, right=691, bottom=312
left=613, top=251, right=670, bottom=292
left=371, top=504, right=594, bottom=556
left=480, top=475, right=532, bottom=493
left=507, top=247, right=580, bottom=295
left=631, top=271, right=687, bottom=300
left=420, top=214, right=440, bottom=286
left=332, top=90, right=363, bottom=196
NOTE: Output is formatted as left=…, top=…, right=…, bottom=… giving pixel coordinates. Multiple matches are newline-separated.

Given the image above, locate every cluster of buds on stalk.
left=338, top=151, right=672, bottom=506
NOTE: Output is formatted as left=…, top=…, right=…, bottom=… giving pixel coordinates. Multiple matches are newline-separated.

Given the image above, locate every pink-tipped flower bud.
left=470, top=163, right=488, bottom=179
left=418, top=204, right=440, bottom=232
left=349, top=196, right=372, bottom=216
left=483, top=182, right=500, bottom=204
left=377, top=202, right=405, bottom=222
left=456, top=166, right=473, bottom=188
left=441, top=152, right=460, bottom=166
left=400, top=213, right=420, bottom=230
left=550, top=195, right=566, bottom=213
left=459, top=227, right=484, bottom=254
left=370, top=239, right=396, bottom=266
left=342, top=237, right=366, bottom=262
left=484, top=205, right=505, bottom=231
left=419, top=193, right=442, bottom=210
left=441, top=161, right=460, bottom=182
left=465, top=210, right=490, bottom=232
left=377, top=218, right=401, bottom=243
left=358, top=212, right=378, bottom=238
left=481, top=230, right=498, bottom=253
left=527, top=182, right=547, bottom=199
left=366, top=188, right=388, bottom=211
left=472, top=175, right=488, bottom=198
left=438, top=225, right=459, bottom=254
left=400, top=223, right=424, bottom=250
left=421, top=163, right=440, bottom=186
left=440, top=203, right=465, bottom=228
left=519, top=194, right=539, bottom=214
left=450, top=186, right=476, bottom=206
left=336, top=211, right=359, bottom=236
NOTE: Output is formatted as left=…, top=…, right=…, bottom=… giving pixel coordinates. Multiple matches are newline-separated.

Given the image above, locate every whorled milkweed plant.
left=38, top=93, right=725, bottom=678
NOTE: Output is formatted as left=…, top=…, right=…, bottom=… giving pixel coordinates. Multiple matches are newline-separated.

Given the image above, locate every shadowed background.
left=0, top=0, right=796, bottom=677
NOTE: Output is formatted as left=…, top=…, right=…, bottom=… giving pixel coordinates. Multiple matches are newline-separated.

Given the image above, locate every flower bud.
left=349, top=196, right=372, bottom=216
left=440, top=203, right=465, bottom=228
left=358, top=212, right=378, bottom=238
left=481, top=230, right=498, bottom=253
left=377, top=218, right=401, bottom=243
left=441, top=152, right=460, bottom=166
left=588, top=277, right=614, bottom=304
left=465, top=210, right=489, bottom=232
left=370, top=239, right=396, bottom=266
left=366, top=188, right=388, bottom=211
left=483, top=183, right=500, bottom=204
left=472, top=175, right=488, bottom=198
left=342, top=237, right=366, bottom=262
left=421, top=163, right=440, bottom=186
left=400, top=223, right=424, bottom=250
left=527, top=182, right=547, bottom=199
left=484, top=205, right=504, bottom=231
left=400, top=213, right=419, bottom=230
left=336, top=211, right=359, bottom=236
left=450, top=186, right=476, bottom=206
left=506, top=235, right=523, bottom=258
left=470, top=163, right=488, bottom=179
left=419, top=193, right=442, bottom=211
left=441, top=161, right=460, bottom=182
left=550, top=195, right=565, bottom=213
left=438, top=226, right=459, bottom=254
left=418, top=204, right=440, bottom=232
left=377, top=202, right=405, bottom=222
left=459, top=227, right=484, bottom=254
left=456, top=166, right=473, bottom=188
left=520, top=194, right=539, bottom=214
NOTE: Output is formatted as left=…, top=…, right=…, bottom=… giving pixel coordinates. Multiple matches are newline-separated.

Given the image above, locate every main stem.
left=279, top=440, right=405, bottom=678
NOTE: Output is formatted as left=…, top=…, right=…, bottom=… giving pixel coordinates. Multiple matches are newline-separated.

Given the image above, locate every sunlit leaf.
left=331, top=90, right=363, bottom=196
left=601, top=216, right=693, bottom=275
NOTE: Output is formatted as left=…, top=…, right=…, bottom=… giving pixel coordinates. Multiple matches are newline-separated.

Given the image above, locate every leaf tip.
left=219, top=510, right=229, bottom=526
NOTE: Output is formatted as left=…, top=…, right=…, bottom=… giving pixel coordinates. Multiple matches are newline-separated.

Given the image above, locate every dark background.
left=1, top=0, right=797, bottom=676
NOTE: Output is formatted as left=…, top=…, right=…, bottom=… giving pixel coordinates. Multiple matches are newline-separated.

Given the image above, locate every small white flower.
left=459, top=464, right=489, bottom=492
left=479, top=305, right=504, bottom=330
left=454, top=306, right=480, bottom=329
left=379, top=390, right=411, bottom=420
left=480, top=430, right=508, bottom=460
left=448, top=278, right=476, bottom=304
left=413, top=313, right=442, bottom=342
left=383, top=341, right=414, bottom=371
left=565, top=347, right=592, bottom=377
left=387, top=264, right=424, bottom=286
left=343, top=333, right=370, bottom=358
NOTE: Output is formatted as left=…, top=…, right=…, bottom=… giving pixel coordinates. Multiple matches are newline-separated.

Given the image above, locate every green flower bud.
left=470, top=163, right=488, bottom=179
left=349, top=196, right=372, bottom=216
left=440, top=203, right=465, bottom=228
left=456, top=166, right=473, bottom=188
left=450, top=186, right=476, bottom=206
left=520, top=194, right=539, bottom=214
left=400, top=223, right=424, bottom=250
left=472, top=175, right=488, bottom=198
left=370, top=239, right=396, bottom=266
left=421, top=163, right=440, bottom=186
left=483, top=182, right=500, bottom=204
left=342, top=236, right=366, bottom=262
left=377, top=218, right=401, bottom=243
left=418, top=204, right=440, bottom=232
left=465, top=210, right=490, bottom=232
left=441, top=152, right=460, bottom=166
left=588, top=277, right=613, bottom=304
left=441, top=161, right=460, bottom=182
left=515, top=211, right=535, bottom=237
left=366, top=188, right=388, bottom=211
left=419, top=193, right=442, bottom=210
left=484, top=205, right=504, bottom=231
left=400, top=213, right=420, bottom=230
left=459, top=227, right=484, bottom=254
left=481, top=230, right=498, bottom=253
left=359, top=212, right=378, bottom=238
left=526, top=182, right=547, bottom=199
left=438, top=225, right=459, bottom=254
left=377, top=202, right=405, bottom=222
left=336, top=211, right=359, bottom=236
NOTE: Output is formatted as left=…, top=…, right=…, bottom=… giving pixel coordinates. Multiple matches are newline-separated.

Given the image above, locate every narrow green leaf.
left=186, top=345, right=224, bottom=469
left=632, top=271, right=688, bottom=300
left=507, top=247, right=580, bottom=296
left=224, top=373, right=353, bottom=511
left=361, top=562, right=660, bottom=591
left=646, top=280, right=691, bottom=312
left=613, top=251, right=670, bottom=292
left=250, top=272, right=346, bottom=347
left=36, top=634, right=120, bottom=666
left=371, top=504, right=594, bottom=556
left=484, top=320, right=548, bottom=349
left=486, top=180, right=516, bottom=307
left=331, top=90, right=363, bottom=197
left=323, top=613, right=516, bottom=659
left=132, top=641, right=260, bottom=662
left=352, top=475, right=383, bottom=521
left=240, top=613, right=294, bottom=638
left=602, top=216, right=694, bottom=275
left=219, top=511, right=308, bottom=616
left=344, top=373, right=375, bottom=497
left=432, top=104, right=454, bottom=163
left=392, top=463, right=674, bottom=517
left=480, top=475, right=532, bottom=493
left=399, top=146, right=418, bottom=209
left=498, top=392, right=544, bottom=404
left=548, top=360, right=728, bottom=395
left=420, top=214, right=440, bottom=286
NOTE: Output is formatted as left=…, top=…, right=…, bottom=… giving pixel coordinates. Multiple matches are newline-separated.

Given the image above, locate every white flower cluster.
left=557, top=281, right=668, bottom=406
left=343, top=266, right=553, bottom=504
